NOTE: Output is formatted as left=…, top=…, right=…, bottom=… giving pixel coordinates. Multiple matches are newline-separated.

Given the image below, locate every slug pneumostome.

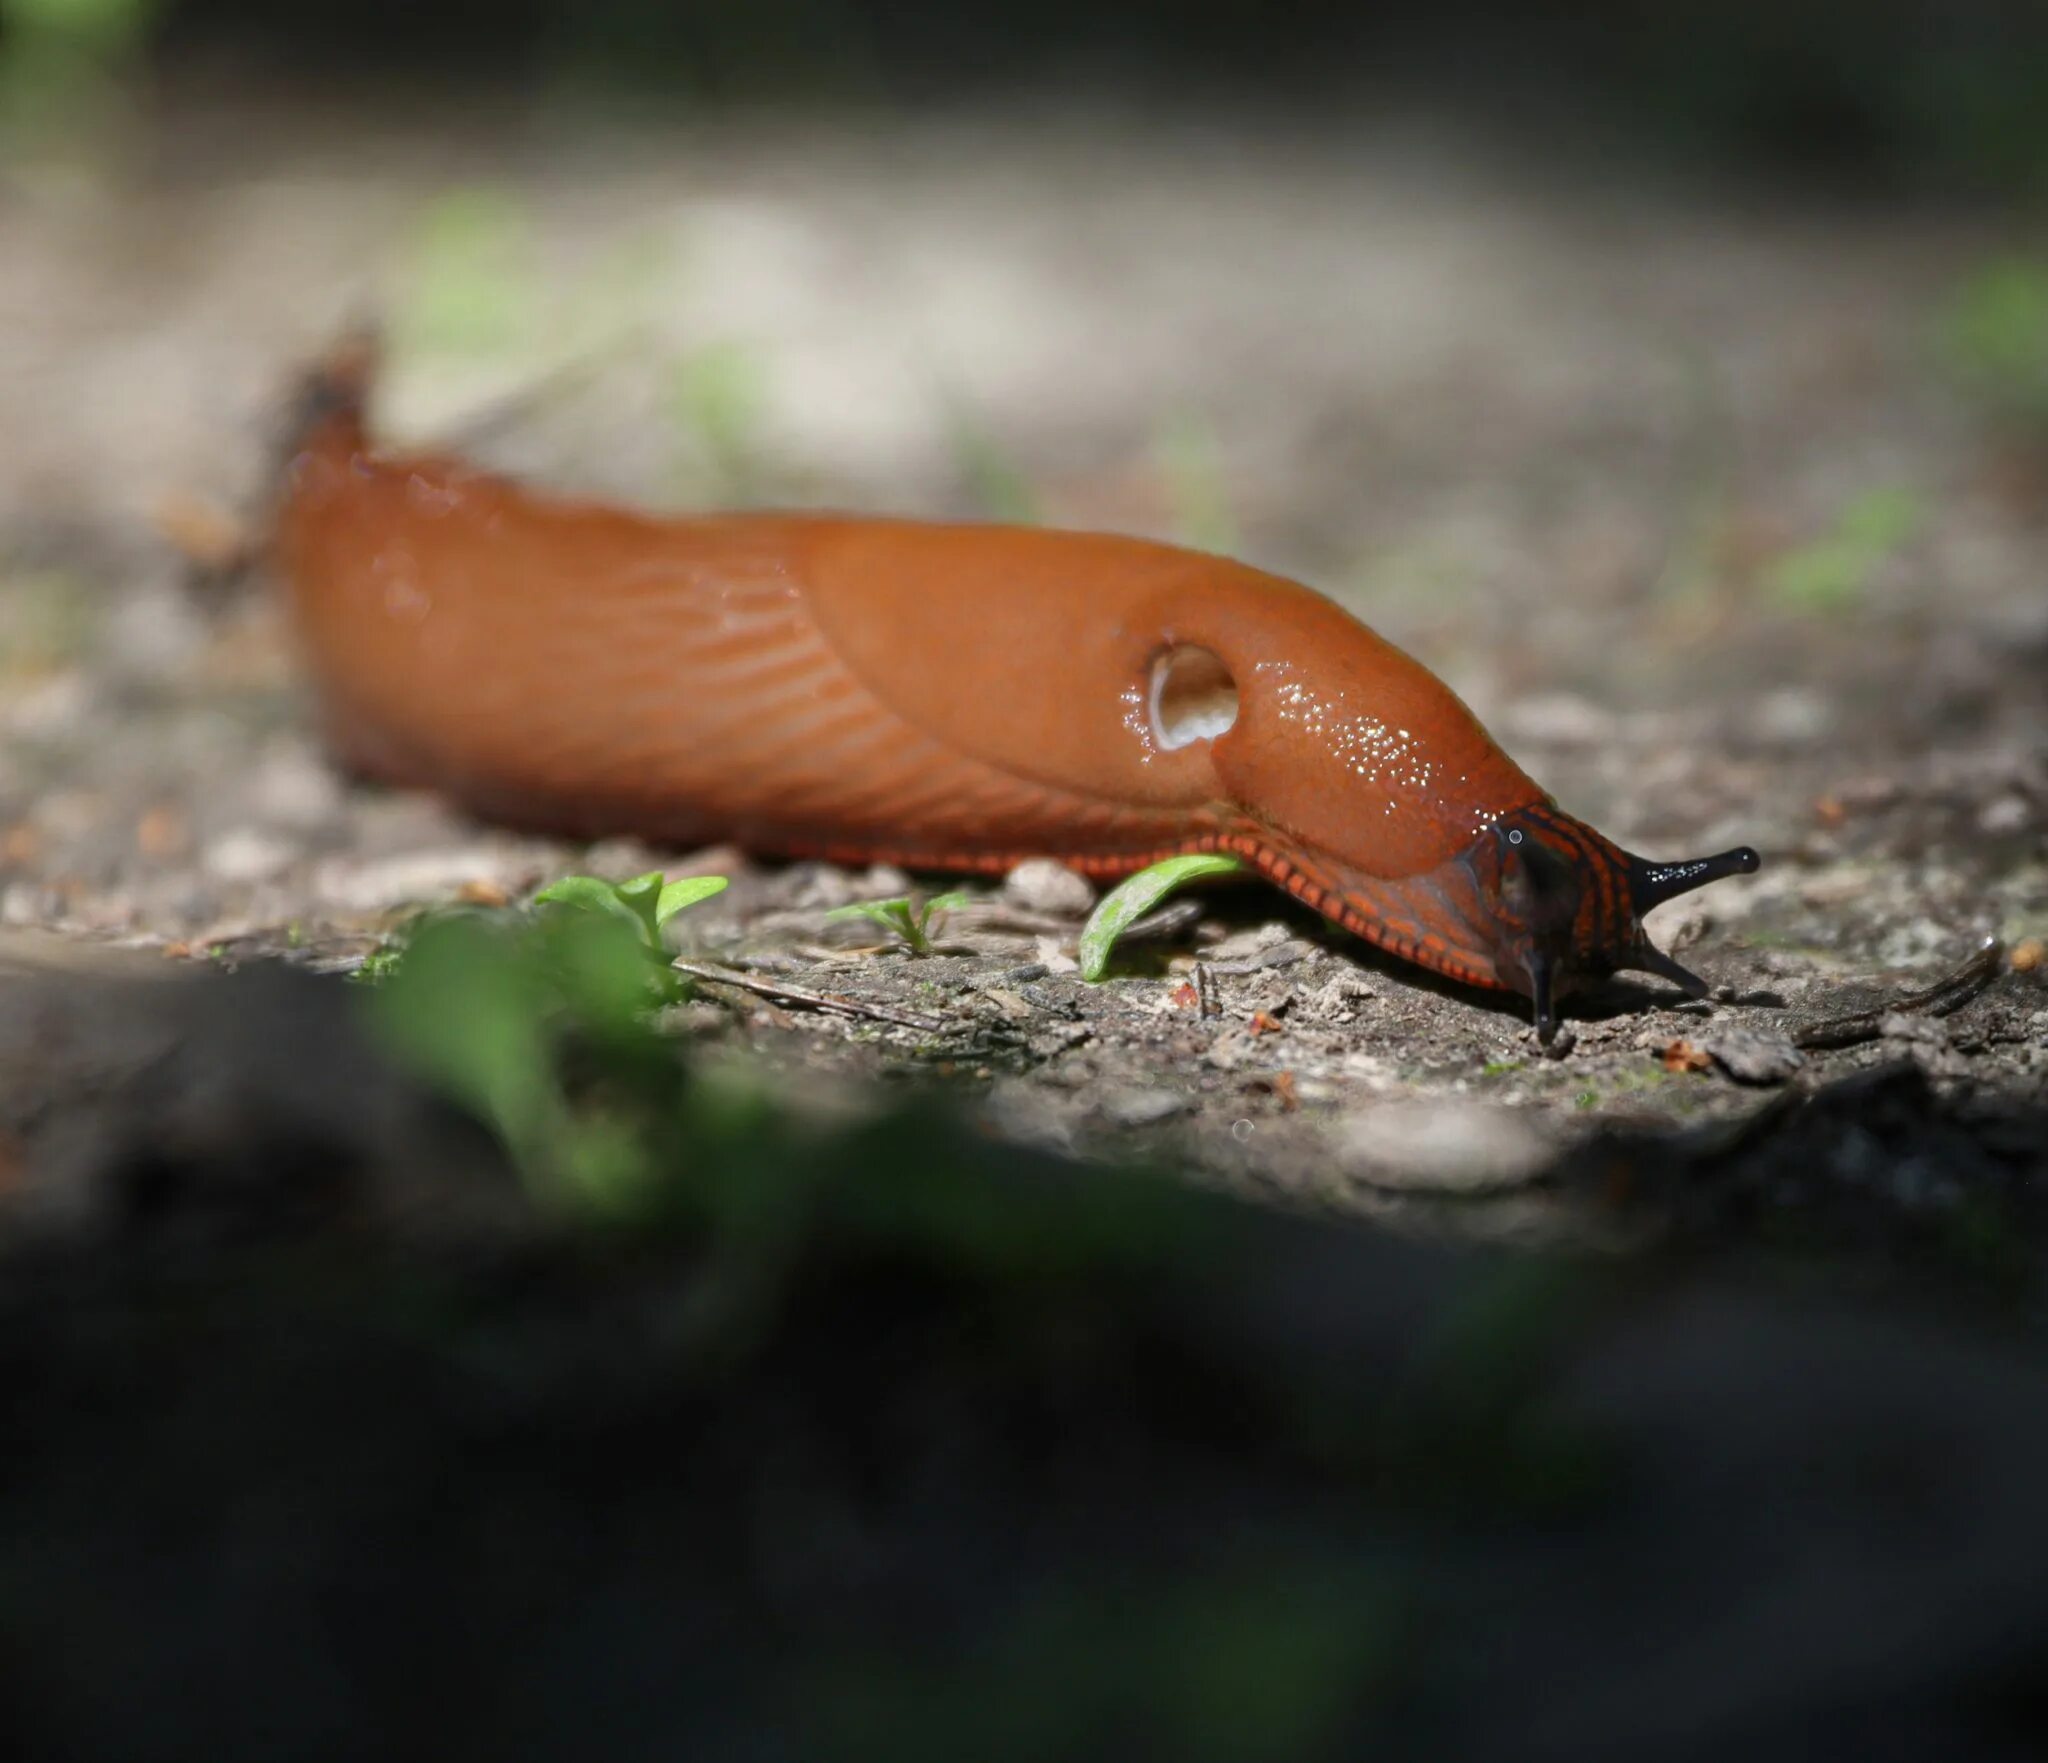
left=272, top=343, right=1757, bottom=1037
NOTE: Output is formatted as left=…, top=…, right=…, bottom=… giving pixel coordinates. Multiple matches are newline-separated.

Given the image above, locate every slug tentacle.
left=1627, top=845, right=1764, bottom=917
left=271, top=343, right=1761, bottom=1038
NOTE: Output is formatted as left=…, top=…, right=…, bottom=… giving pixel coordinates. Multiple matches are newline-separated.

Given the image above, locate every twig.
left=671, top=958, right=948, bottom=1034
left=1793, top=935, right=2006, bottom=1051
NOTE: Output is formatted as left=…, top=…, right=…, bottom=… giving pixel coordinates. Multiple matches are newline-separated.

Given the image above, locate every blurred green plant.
left=355, top=863, right=1222, bottom=1319
left=1765, top=486, right=1921, bottom=611
left=357, top=872, right=722, bottom=1212
left=1649, top=342, right=1738, bottom=603
left=1154, top=410, right=1239, bottom=556
left=826, top=890, right=971, bottom=956
left=369, top=907, right=665, bottom=1214
left=667, top=339, right=771, bottom=499
left=1079, top=853, right=1243, bottom=981
left=945, top=400, right=1041, bottom=524
left=813, top=1556, right=1405, bottom=1763
left=1941, top=257, right=2048, bottom=427
left=0, top=0, right=156, bottom=149
left=0, top=568, right=96, bottom=677
left=391, top=187, right=543, bottom=358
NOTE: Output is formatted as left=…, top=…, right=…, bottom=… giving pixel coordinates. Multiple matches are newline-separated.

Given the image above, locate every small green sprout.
left=1765, top=486, right=1920, bottom=611
left=946, top=399, right=1041, bottom=524
left=1078, top=854, right=1244, bottom=981
left=362, top=872, right=728, bottom=1212
left=351, top=870, right=725, bottom=997
left=349, top=937, right=413, bottom=987
left=667, top=340, right=769, bottom=497
left=394, top=186, right=541, bottom=357
left=533, top=869, right=729, bottom=951
left=0, top=0, right=158, bottom=147
left=825, top=891, right=972, bottom=956
left=1154, top=410, right=1238, bottom=556
left=1941, top=257, right=2048, bottom=425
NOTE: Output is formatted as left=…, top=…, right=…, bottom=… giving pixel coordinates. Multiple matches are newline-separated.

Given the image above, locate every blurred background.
left=3, top=4, right=2048, bottom=1759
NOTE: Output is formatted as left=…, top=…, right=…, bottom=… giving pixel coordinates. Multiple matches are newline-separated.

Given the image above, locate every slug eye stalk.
left=1627, top=845, right=1763, bottom=918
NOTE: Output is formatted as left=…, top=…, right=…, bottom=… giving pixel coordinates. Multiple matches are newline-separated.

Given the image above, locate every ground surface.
left=3, top=77, right=2048, bottom=1761
left=3, top=81, right=2042, bottom=1241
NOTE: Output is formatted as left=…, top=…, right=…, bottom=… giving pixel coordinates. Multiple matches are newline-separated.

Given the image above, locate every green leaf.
left=366, top=913, right=559, bottom=1169
left=1078, top=854, right=1244, bottom=981
left=2, top=0, right=157, bottom=48
left=825, top=891, right=971, bottom=956
left=655, top=874, right=730, bottom=925
left=825, top=896, right=912, bottom=923
left=535, top=873, right=658, bottom=943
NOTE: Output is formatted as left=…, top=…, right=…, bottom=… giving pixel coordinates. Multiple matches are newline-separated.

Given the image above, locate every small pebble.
left=1100, top=1087, right=1188, bottom=1128
left=1001, top=859, right=1095, bottom=916
left=1033, top=935, right=1080, bottom=974
left=1878, top=1013, right=1969, bottom=1078
left=1208, top=923, right=1292, bottom=962
left=202, top=827, right=300, bottom=885
left=977, top=987, right=1035, bottom=1022
left=1754, top=686, right=1831, bottom=746
left=1978, top=794, right=2031, bottom=836
left=250, top=745, right=348, bottom=830
left=1204, top=1026, right=1261, bottom=1071
left=1341, top=1101, right=1556, bottom=1192
left=1700, top=1027, right=1805, bottom=1086
left=1305, top=974, right=1374, bottom=1022
left=313, top=848, right=527, bottom=913
left=1500, top=691, right=1614, bottom=747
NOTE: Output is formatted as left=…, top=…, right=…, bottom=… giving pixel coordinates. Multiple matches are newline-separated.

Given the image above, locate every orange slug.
left=271, top=342, right=1757, bottom=1038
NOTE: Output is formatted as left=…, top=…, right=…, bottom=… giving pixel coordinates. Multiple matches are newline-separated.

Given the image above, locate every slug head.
left=1471, top=808, right=1760, bottom=1040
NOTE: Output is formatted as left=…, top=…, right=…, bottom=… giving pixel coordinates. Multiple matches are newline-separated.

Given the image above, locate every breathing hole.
left=1148, top=645, right=1238, bottom=750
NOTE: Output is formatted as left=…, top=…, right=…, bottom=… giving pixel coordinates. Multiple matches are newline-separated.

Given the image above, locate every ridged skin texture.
left=275, top=406, right=1599, bottom=996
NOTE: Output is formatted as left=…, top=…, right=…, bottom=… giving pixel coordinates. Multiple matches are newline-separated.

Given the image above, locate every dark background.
left=130, top=0, right=2048, bottom=192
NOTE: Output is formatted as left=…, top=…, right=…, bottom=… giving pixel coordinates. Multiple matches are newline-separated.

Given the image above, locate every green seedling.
left=1941, top=256, right=2048, bottom=425
left=945, top=398, right=1041, bottom=524
left=534, top=868, right=728, bottom=949
left=1154, top=410, right=1238, bottom=556
left=0, top=0, right=158, bottom=146
left=1078, top=854, right=1244, bottom=981
left=363, top=872, right=727, bottom=1212
left=667, top=339, right=769, bottom=498
left=1765, top=486, right=1920, bottom=611
left=826, top=890, right=972, bottom=956
left=393, top=186, right=541, bottom=358
left=352, top=870, right=725, bottom=997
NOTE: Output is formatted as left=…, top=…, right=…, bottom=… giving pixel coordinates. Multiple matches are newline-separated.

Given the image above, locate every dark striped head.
left=1472, top=804, right=1760, bottom=1040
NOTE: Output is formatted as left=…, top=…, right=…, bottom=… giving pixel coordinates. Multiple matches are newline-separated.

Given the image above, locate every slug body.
left=274, top=356, right=1756, bottom=1035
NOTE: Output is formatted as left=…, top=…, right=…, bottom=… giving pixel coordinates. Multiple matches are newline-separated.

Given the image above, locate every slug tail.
left=277, top=322, right=382, bottom=468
